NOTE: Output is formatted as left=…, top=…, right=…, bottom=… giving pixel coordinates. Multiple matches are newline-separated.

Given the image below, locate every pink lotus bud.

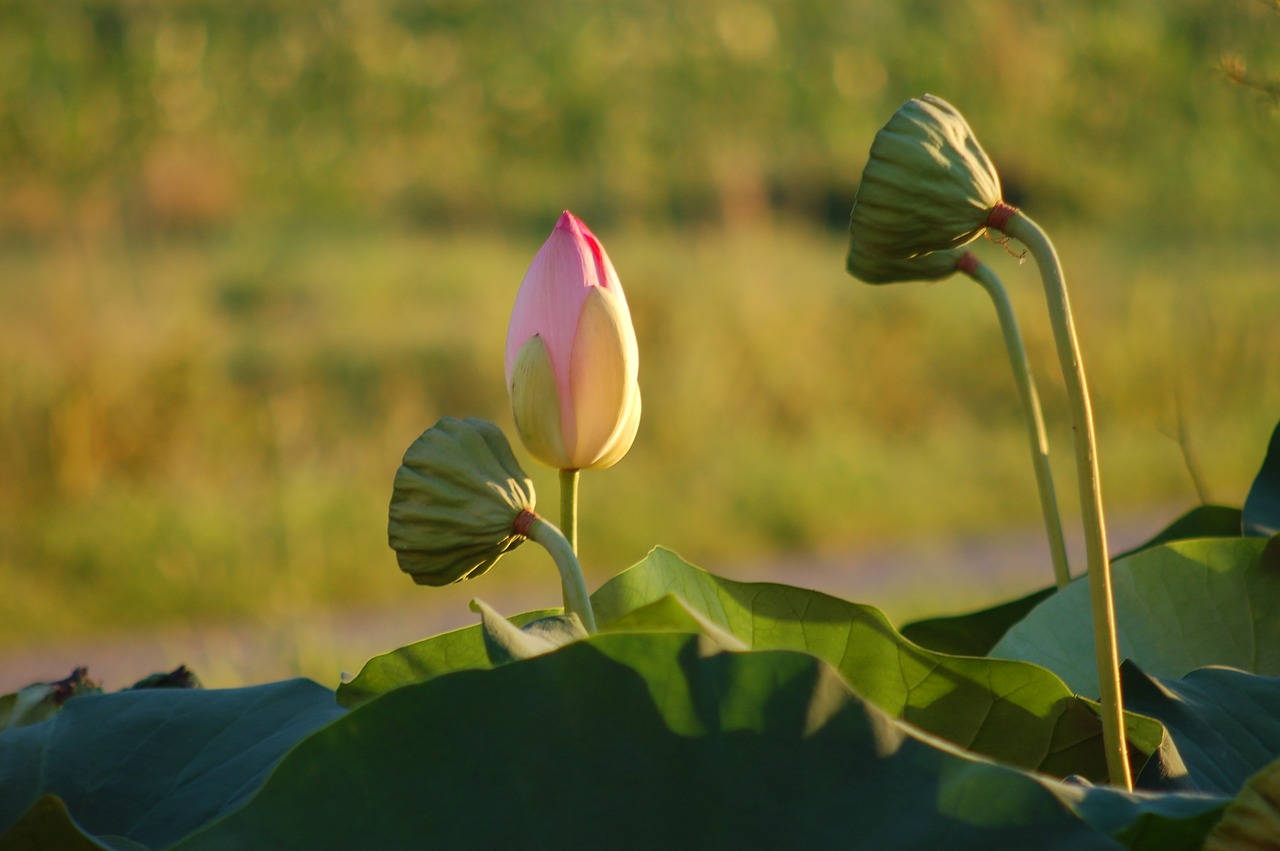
left=505, top=211, right=641, bottom=471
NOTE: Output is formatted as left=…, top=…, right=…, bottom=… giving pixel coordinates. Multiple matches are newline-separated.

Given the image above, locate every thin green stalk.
left=963, top=257, right=1071, bottom=589
left=525, top=513, right=597, bottom=633
left=998, top=209, right=1132, bottom=791
left=560, top=468, right=580, bottom=553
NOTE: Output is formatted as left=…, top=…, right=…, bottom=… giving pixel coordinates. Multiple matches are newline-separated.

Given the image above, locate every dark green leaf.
left=991, top=539, right=1280, bottom=696
left=0, top=679, right=345, bottom=850
left=1244, top=419, right=1280, bottom=537
left=175, top=634, right=1221, bottom=850
left=1113, top=505, right=1244, bottom=561
left=901, top=585, right=1055, bottom=656
left=1122, top=663, right=1280, bottom=795
left=1071, top=784, right=1226, bottom=851
left=591, top=548, right=1161, bottom=782
left=336, top=608, right=557, bottom=708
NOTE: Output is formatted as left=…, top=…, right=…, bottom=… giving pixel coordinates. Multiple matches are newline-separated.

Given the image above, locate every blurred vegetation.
left=1, top=0, right=1279, bottom=653
left=3, top=0, right=1280, bottom=236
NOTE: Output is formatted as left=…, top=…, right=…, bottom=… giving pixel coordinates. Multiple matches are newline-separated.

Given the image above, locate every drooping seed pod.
left=388, top=417, right=536, bottom=586
left=849, top=94, right=1003, bottom=259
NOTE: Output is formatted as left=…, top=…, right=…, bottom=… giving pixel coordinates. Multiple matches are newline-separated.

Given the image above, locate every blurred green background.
left=2, top=1, right=1279, bottom=681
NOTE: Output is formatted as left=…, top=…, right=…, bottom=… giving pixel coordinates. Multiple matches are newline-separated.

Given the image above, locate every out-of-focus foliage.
left=1, top=1, right=1279, bottom=652
left=1, top=0, right=1278, bottom=238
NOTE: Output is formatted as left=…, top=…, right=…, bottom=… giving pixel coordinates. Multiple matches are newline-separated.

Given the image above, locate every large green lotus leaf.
left=599, top=592, right=747, bottom=650
left=174, top=634, right=1222, bottom=850
left=901, top=505, right=1246, bottom=659
left=1121, top=663, right=1280, bottom=795
left=337, top=608, right=557, bottom=707
left=338, top=592, right=757, bottom=709
left=990, top=538, right=1280, bottom=696
left=1113, top=505, right=1245, bottom=561
left=342, top=594, right=749, bottom=710
left=1072, top=784, right=1226, bottom=851
left=901, top=585, right=1056, bottom=656
left=590, top=548, right=1161, bottom=782
left=0, top=679, right=345, bottom=851
left=1244, top=419, right=1280, bottom=537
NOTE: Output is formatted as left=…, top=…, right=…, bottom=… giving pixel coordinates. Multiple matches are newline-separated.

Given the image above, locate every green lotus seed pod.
left=846, top=239, right=967, bottom=285
left=388, top=417, right=537, bottom=586
left=849, top=94, right=1002, bottom=259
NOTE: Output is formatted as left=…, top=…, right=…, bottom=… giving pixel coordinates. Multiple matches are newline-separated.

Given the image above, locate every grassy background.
left=2, top=1, right=1279, bottom=676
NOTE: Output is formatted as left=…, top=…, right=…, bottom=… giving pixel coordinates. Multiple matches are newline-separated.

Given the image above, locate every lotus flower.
left=505, top=211, right=641, bottom=471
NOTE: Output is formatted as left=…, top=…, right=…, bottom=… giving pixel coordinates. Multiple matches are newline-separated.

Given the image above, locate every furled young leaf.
left=590, top=548, right=1161, bottom=782
left=901, top=585, right=1055, bottom=656
left=0, top=685, right=64, bottom=733
left=174, top=634, right=1223, bottom=851
left=471, top=599, right=586, bottom=665
left=0, top=669, right=102, bottom=731
left=1244, top=419, right=1280, bottom=537
left=1121, top=663, right=1280, bottom=795
left=991, top=539, right=1280, bottom=696
left=0, top=679, right=345, bottom=851
left=1203, top=758, right=1280, bottom=850
left=337, top=608, right=557, bottom=707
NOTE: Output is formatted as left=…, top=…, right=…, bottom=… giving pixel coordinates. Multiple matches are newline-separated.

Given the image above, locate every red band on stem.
left=956, top=252, right=981, bottom=276
left=987, top=201, right=1019, bottom=232
left=512, top=508, right=539, bottom=538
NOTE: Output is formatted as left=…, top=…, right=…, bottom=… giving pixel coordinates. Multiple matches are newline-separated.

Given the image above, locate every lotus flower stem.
left=517, top=509, right=596, bottom=633
left=559, top=468, right=580, bottom=553
left=995, top=207, right=1131, bottom=791
left=958, top=253, right=1071, bottom=590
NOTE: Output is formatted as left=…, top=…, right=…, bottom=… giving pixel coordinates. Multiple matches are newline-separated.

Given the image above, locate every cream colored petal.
left=583, top=380, right=641, bottom=470
left=568, top=288, right=637, bottom=467
left=509, top=335, right=570, bottom=469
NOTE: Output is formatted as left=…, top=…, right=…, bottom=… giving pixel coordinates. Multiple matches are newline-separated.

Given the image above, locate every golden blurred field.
left=1, top=1, right=1279, bottom=677
left=2, top=224, right=1277, bottom=649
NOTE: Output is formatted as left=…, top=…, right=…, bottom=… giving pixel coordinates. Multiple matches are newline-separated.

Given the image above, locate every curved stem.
left=999, top=211, right=1132, bottom=791
left=964, top=259, right=1072, bottom=589
left=525, top=514, right=597, bottom=633
left=559, top=468, right=580, bottom=553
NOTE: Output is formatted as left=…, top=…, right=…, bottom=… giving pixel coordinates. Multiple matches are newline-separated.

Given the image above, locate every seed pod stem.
left=996, top=210, right=1132, bottom=791
left=522, top=511, right=596, bottom=633
left=958, top=253, right=1071, bottom=590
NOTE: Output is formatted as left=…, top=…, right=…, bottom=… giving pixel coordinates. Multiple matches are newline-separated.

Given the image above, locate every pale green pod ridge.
left=388, top=417, right=536, bottom=586
left=849, top=94, right=1003, bottom=260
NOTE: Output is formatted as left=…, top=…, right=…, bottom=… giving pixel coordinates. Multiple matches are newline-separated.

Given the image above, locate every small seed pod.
left=849, top=94, right=1002, bottom=259
left=388, top=417, right=537, bottom=586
